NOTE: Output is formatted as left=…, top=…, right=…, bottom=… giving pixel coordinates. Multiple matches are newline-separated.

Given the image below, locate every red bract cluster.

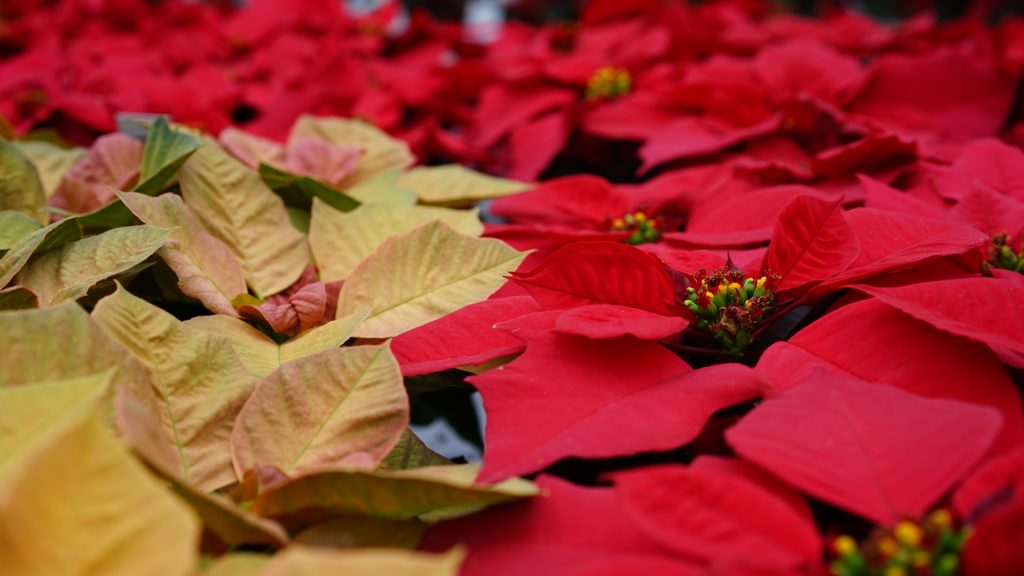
left=3, top=0, right=1024, bottom=575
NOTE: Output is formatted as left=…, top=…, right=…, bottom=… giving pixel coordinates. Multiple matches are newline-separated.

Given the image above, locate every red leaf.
left=954, top=446, right=1024, bottom=520
left=949, top=185, right=1024, bottom=238
left=472, top=334, right=766, bottom=482
left=420, top=476, right=701, bottom=576
left=507, top=111, right=569, bottom=182
left=553, top=304, right=687, bottom=340
left=511, top=241, right=680, bottom=316
left=852, top=278, right=1024, bottom=357
left=762, top=195, right=858, bottom=293
left=810, top=133, right=917, bottom=179
left=490, top=175, right=629, bottom=228
left=815, top=208, right=987, bottom=292
left=753, top=38, right=868, bottom=106
left=472, top=85, right=575, bottom=149
left=639, top=115, right=780, bottom=172
left=757, top=299, right=1024, bottom=455
left=726, top=375, right=1002, bottom=525
left=935, top=138, right=1024, bottom=202
left=390, top=296, right=540, bottom=376
left=680, top=185, right=833, bottom=248
left=953, top=446, right=1024, bottom=576
left=860, top=174, right=947, bottom=220
left=614, top=465, right=823, bottom=573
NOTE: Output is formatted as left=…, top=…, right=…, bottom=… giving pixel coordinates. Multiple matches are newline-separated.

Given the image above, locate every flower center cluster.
left=683, top=267, right=773, bottom=356
left=586, top=66, right=631, bottom=100
left=830, top=510, right=970, bottom=576
left=983, top=232, right=1023, bottom=275
left=610, top=211, right=660, bottom=244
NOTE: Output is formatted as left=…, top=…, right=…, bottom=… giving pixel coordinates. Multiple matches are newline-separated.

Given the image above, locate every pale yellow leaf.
left=14, top=140, right=85, bottom=198
left=292, top=516, right=427, bottom=549
left=259, top=546, right=463, bottom=576
left=16, top=225, right=171, bottom=307
left=178, top=137, right=308, bottom=297
left=205, top=554, right=271, bottom=576
left=396, top=164, right=529, bottom=207
left=119, top=191, right=247, bottom=316
left=343, top=170, right=417, bottom=206
left=0, top=407, right=199, bottom=576
left=0, top=216, right=82, bottom=288
left=380, top=429, right=451, bottom=471
left=0, top=370, right=113, bottom=478
left=252, top=463, right=538, bottom=523
left=231, top=345, right=408, bottom=477
left=184, top=309, right=368, bottom=377
left=309, top=199, right=483, bottom=282
left=289, top=116, right=413, bottom=188
left=93, top=286, right=257, bottom=491
left=0, top=302, right=152, bottom=403
left=337, top=221, right=527, bottom=338
left=0, top=138, right=47, bottom=223
left=117, top=391, right=290, bottom=548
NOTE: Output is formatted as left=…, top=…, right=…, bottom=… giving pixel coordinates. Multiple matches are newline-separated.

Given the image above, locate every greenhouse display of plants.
left=0, top=0, right=1022, bottom=574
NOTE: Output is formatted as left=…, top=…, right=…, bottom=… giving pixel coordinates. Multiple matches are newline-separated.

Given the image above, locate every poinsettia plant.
left=1, top=1, right=1024, bottom=575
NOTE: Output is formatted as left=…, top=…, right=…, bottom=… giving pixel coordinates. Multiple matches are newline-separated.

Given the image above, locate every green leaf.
left=135, top=116, right=200, bottom=195
left=230, top=344, right=408, bottom=477
left=259, top=162, right=361, bottom=212
left=16, top=225, right=172, bottom=307
left=0, top=138, right=47, bottom=223
left=380, top=429, right=451, bottom=470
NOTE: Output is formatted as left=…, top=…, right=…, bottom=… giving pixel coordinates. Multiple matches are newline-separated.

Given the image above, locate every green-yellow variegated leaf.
left=337, top=221, right=527, bottom=338
left=184, top=309, right=367, bottom=377
left=135, top=116, right=200, bottom=195
left=344, top=170, right=417, bottom=206
left=0, top=370, right=113, bottom=478
left=93, top=286, right=257, bottom=491
left=0, top=216, right=82, bottom=288
left=231, top=345, right=408, bottom=478
left=178, top=136, right=309, bottom=297
left=380, top=429, right=451, bottom=470
left=252, top=463, right=537, bottom=523
left=0, top=210, right=42, bottom=252
left=119, top=191, right=247, bottom=316
left=289, top=115, right=413, bottom=188
left=396, top=165, right=529, bottom=207
left=16, top=225, right=171, bottom=307
left=0, top=138, right=47, bottom=223
left=310, top=200, right=483, bottom=282
left=14, top=140, right=85, bottom=198
left=258, top=547, right=463, bottom=576
left=0, top=302, right=152, bottom=401
left=0, top=286, right=37, bottom=310
left=0, top=406, right=199, bottom=576
left=116, top=391, right=289, bottom=548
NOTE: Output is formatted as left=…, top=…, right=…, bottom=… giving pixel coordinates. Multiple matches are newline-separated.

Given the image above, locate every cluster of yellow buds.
left=586, top=66, right=631, bottom=100
left=683, top=267, right=773, bottom=356
left=829, top=510, right=971, bottom=576
left=983, top=232, right=1023, bottom=275
left=610, top=211, right=660, bottom=245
